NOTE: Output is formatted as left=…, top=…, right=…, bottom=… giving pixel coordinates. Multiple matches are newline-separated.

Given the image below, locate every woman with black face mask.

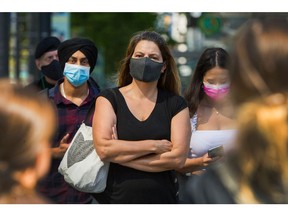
left=91, top=30, right=191, bottom=204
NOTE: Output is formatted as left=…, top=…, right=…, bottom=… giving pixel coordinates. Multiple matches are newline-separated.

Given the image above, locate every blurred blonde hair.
left=230, top=18, right=288, bottom=107
left=233, top=93, right=288, bottom=203
left=0, top=79, right=56, bottom=194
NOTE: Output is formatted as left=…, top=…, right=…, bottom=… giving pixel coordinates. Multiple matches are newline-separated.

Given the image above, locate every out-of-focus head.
left=230, top=17, right=288, bottom=106
left=117, top=30, right=181, bottom=95
left=0, top=80, right=56, bottom=193
left=233, top=92, right=288, bottom=203
left=236, top=93, right=288, bottom=163
left=58, top=37, right=98, bottom=73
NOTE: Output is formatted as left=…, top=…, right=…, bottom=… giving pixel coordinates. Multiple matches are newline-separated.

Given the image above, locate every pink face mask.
left=203, top=82, right=230, bottom=100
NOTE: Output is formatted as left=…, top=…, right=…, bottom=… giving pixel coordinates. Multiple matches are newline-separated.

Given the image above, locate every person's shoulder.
left=97, top=87, right=118, bottom=112
left=158, top=88, right=188, bottom=117
left=39, top=86, right=56, bottom=98
left=88, top=77, right=101, bottom=93
left=159, top=88, right=184, bottom=98
left=25, top=79, right=42, bottom=90
left=99, top=87, right=118, bottom=96
left=159, top=88, right=187, bottom=105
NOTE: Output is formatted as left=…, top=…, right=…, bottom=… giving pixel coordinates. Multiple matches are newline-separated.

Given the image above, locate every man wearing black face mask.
left=26, top=36, right=63, bottom=90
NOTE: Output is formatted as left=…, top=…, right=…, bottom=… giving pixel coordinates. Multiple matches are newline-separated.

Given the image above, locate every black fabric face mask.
left=129, top=57, right=163, bottom=82
left=41, top=60, right=63, bottom=81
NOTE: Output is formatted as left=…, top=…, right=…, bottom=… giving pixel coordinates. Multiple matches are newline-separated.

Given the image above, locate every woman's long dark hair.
left=184, top=47, right=230, bottom=117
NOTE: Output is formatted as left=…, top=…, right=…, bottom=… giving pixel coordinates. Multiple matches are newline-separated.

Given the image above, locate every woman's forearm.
left=175, top=157, right=204, bottom=174
left=94, top=138, right=172, bottom=163
left=120, top=148, right=187, bottom=172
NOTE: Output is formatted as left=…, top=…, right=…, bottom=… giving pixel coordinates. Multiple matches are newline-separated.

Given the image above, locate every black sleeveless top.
left=92, top=87, right=188, bottom=204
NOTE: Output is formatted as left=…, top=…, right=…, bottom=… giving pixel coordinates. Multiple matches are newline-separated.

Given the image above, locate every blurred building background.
left=0, top=12, right=287, bottom=91
left=0, top=12, right=70, bottom=84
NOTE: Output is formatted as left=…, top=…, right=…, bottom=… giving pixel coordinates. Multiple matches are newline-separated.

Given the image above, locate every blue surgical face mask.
left=63, top=63, right=90, bottom=87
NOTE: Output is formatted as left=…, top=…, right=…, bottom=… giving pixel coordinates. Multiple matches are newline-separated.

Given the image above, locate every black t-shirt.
left=92, top=87, right=187, bottom=204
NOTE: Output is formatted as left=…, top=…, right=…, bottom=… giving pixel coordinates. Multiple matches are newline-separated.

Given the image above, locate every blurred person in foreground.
left=176, top=47, right=236, bottom=203
left=184, top=17, right=288, bottom=204
left=0, top=80, right=56, bottom=203
left=26, top=36, right=63, bottom=90
left=92, top=30, right=191, bottom=204
left=36, top=37, right=101, bottom=204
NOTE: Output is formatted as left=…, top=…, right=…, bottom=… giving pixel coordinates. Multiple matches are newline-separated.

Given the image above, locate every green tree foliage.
left=71, top=13, right=157, bottom=77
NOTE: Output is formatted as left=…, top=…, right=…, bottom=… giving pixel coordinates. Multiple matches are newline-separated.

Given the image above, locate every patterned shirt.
left=36, top=78, right=100, bottom=204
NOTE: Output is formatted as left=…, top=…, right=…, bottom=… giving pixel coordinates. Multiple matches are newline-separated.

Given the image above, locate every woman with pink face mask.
left=176, top=47, right=237, bottom=203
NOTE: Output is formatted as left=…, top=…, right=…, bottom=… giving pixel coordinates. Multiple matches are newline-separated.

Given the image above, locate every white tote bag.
left=58, top=122, right=109, bottom=193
